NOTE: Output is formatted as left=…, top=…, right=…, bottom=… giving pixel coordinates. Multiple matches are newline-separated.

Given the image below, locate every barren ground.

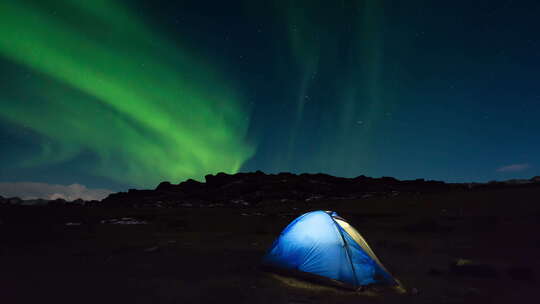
left=1, top=187, right=538, bottom=303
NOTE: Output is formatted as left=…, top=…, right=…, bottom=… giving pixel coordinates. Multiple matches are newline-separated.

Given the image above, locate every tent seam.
left=329, top=214, right=359, bottom=287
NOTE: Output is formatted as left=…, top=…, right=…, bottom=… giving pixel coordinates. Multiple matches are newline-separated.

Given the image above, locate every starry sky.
left=1, top=0, right=539, bottom=197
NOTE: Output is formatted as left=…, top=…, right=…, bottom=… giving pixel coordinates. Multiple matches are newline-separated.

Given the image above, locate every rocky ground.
left=1, top=173, right=539, bottom=303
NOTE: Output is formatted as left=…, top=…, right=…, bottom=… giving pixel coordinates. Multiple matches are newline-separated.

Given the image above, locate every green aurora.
left=1, top=0, right=538, bottom=190
left=275, top=0, right=389, bottom=176
left=0, top=0, right=254, bottom=187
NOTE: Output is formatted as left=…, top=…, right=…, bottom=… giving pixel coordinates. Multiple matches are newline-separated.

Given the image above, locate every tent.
left=262, top=210, right=399, bottom=289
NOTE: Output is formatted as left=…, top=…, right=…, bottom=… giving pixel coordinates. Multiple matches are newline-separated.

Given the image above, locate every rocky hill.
left=3, top=173, right=539, bottom=208
left=101, top=172, right=463, bottom=208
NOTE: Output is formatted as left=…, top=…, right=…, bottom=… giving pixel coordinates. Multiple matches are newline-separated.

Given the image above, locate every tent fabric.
left=263, top=210, right=397, bottom=287
left=333, top=218, right=394, bottom=280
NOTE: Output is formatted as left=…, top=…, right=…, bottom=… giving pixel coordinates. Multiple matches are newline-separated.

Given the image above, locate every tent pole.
left=329, top=215, right=359, bottom=288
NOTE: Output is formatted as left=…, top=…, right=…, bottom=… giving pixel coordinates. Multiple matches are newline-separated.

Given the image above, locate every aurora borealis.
left=1, top=0, right=540, bottom=194
left=0, top=0, right=254, bottom=189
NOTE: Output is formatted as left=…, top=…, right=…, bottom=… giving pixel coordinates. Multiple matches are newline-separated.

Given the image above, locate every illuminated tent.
left=263, top=210, right=399, bottom=289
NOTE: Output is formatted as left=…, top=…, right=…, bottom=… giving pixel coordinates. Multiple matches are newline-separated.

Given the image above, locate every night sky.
left=1, top=0, right=539, bottom=198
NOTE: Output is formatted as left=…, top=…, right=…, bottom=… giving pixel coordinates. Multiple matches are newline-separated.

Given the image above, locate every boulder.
left=155, top=181, right=175, bottom=191
left=178, top=179, right=205, bottom=194
left=449, top=260, right=498, bottom=278
left=204, top=172, right=235, bottom=187
left=72, top=198, right=84, bottom=205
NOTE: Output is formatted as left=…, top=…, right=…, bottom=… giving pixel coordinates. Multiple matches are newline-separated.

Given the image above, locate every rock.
left=72, top=198, right=84, bottom=205
left=456, top=258, right=473, bottom=266
left=205, top=172, right=235, bottom=187
left=65, top=222, right=82, bottom=226
left=305, top=195, right=322, bottom=202
left=155, top=181, right=174, bottom=191
left=101, top=217, right=147, bottom=225
left=449, top=260, right=498, bottom=278
left=178, top=179, right=205, bottom=194
left=380, top=176, right=399, bottom=183
left=144, top=246, right=160, bottom=253
left=353, top=175, right=370, bottom=181
left=231, top=199, right=249, bottom=206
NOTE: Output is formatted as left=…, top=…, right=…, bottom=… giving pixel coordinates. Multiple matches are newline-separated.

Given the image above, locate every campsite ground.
left=1, top=186, right=539, bottom=303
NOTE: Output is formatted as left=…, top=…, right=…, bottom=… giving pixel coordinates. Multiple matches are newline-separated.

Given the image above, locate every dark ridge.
left=2, top=173, right=539, bottom=208
left=95, top=172, right=540, bottom=208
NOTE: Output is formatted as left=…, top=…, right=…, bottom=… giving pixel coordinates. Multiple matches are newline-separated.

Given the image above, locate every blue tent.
left=263, top=210, right=398, bottom=288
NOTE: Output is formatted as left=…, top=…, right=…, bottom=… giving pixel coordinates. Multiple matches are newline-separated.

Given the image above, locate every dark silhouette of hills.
left=2, top=173, right=539, bottom=208
left=1, top=172, right=539, bottom=303
left=98, top=172, right=540, bottom=208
